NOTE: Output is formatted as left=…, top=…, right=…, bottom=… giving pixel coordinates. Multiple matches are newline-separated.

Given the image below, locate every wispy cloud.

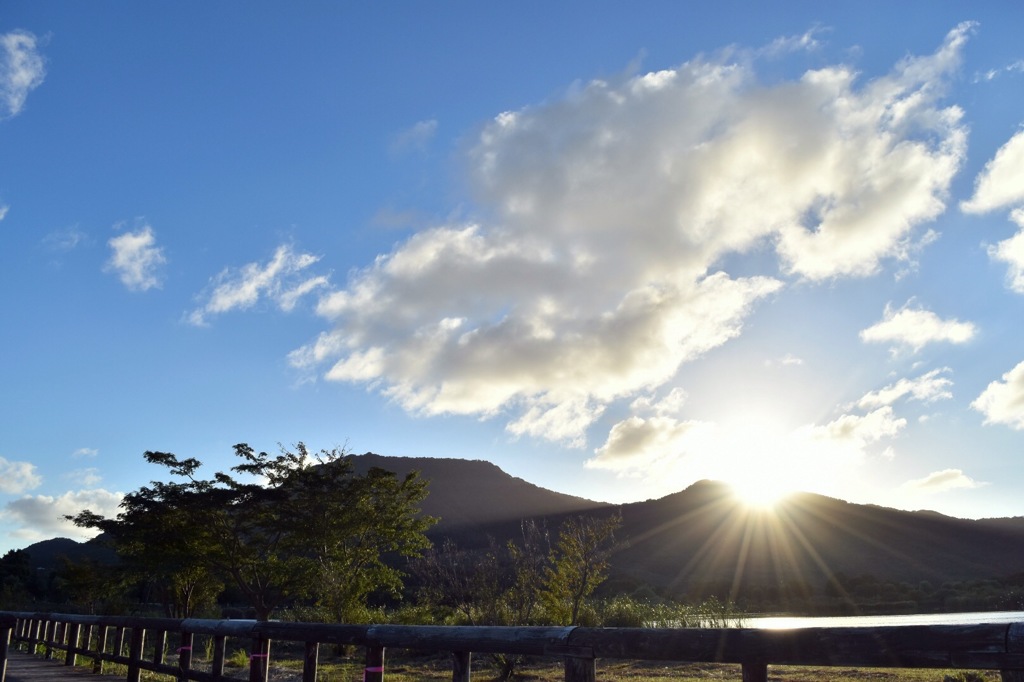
left=972, top=59, right=1024, bottom=83
left=761, top=27, right=825, bottom=57
left=42, top=225, right=87, bottom=252
left=0, top=30, right=46, bottom=120
left=188, top=244, right=328, bottom=326
left=765, top=353, right=804, bottom=367
left=72, top=447, right=98, bottom=459
left=860, top=302, right=976, bottom=353
left=292, top=25, right=972, bottom=447
left=902, top=468, right=985, bottom=493
left=390, top=119, right=438, bottom=155
left=972, top=360, right=1024, bottom=430
left=104, top=224, right=166, bottom=292
left=0, top=457, right=42, bottom=494
left=0, top=205, right=8, bottom=221
left=64, top=468, right=102, bottom=487
left=857, top=368, right=953, bottom=409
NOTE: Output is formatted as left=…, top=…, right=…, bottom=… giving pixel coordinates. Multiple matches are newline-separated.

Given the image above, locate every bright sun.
left=708, top=412, right=805, bottom=509
left=727, top=473, right=796, bottom=510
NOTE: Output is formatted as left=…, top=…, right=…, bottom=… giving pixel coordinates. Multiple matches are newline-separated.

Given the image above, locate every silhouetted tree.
left=71, top=442, right=435, bottom=621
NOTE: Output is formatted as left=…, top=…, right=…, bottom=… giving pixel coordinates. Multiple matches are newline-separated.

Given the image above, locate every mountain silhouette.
left=21, top=456, right=1024, bottom=604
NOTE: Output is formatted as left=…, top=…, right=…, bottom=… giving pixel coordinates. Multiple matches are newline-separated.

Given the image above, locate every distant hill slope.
left=347, top=453, right=607, bottom=530
left=20, top=459, right=1024, bottom=597
left=22, top=536, right=116, bottom=573
left=612, top=480, right=1024, bottom=594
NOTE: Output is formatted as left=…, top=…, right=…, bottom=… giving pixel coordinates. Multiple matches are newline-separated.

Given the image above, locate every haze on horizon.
left=2, top=2, right=1024, bottom=554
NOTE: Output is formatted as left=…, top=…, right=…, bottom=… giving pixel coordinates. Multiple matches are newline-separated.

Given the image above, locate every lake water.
left=746, top=610, right=1024, bottom=629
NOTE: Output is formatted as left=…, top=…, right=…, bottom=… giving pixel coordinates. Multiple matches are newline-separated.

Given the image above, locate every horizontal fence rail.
left=3, top=611, right=1024, bottom=682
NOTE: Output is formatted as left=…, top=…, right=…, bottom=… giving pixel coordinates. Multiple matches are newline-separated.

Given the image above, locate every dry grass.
left=269, top=653, right=1003, bottom=681
left=39, top=648, right=1007, bottom=681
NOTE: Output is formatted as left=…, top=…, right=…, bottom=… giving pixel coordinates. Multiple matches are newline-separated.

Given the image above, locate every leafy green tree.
left=53, top=557, right=127, bottom=615
left=542, top=512, right=623, bottom=625
left=72, top=442, right=435, bottom=621
left=414, top=520, right=550, bottom=627
left=70, top=453, right=223, bottom=617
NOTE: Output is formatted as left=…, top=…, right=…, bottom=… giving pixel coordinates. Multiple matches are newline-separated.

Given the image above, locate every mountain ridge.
left=18, top=454, right=1024, bottom=603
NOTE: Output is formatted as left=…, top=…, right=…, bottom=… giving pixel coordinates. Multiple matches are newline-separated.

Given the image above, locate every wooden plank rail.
left=3, top=611, right=1024, bottom=682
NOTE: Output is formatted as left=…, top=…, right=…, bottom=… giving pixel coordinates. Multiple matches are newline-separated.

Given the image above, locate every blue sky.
left=2, top=2, right=1024, bottom=553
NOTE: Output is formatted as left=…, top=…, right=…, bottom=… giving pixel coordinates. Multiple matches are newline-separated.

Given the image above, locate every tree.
left=0, top=549, right=36, bottom=609
left=69, top=454, right=223, bottom=618
left=542, top=512, right=623, bottom=625
left=71, top=442, right=436, bottom=621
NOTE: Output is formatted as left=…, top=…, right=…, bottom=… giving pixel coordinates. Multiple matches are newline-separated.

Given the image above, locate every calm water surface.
left=747, top=611, right=1024, bottom=629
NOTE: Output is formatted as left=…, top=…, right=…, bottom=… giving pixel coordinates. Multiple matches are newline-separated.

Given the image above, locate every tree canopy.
left=70, top=443, right=436, bottom=620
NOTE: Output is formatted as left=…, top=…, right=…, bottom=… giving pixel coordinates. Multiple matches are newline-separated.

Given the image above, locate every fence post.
left=176, top=631, right=193, bottom=682
left=364, top=644, right=385, bottom=682
left=452, top=651, right=471, bottom=682
left=742, top=662, right=768, bottom=682
left=249, top=636, right=270, bottom=682
left=126, top=625, right=145, bottom=682
left=64, top=622, right=81, bottom=667
left=93, top=625, right=109, bottom=674
left=153, top=629, right=167, bottom=666
left=211, top=634, right=226, bottom=678
left=113, top=626, right=126, bottom=660
left=42, top=619, right=53, bottom=659
left=29, top=618, right=41, bottom=654
left=1, top=616, right=12, bottom=682
left=303, top=641, right=319, bottom=682
left=564, top=655, right=595, bottom=682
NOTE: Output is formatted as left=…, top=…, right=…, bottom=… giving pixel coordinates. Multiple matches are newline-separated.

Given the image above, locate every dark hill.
left=611, top=480, right=1024, bottom=596
left=347, top=453, right=607, bottom=531
left=19, top=460, right=1024, bottom=603
left=22, top=536, right=116, bottom=574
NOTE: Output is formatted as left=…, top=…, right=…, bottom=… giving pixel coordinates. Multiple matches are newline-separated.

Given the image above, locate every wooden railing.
left=3, top=611, right=1024, bottom=682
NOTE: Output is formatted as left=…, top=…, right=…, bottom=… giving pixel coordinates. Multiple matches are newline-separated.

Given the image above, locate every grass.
left=268, top=651, right=1007, bottom=681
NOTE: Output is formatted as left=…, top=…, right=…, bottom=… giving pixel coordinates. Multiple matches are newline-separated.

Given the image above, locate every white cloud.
left=588, top=389, right=700, bottom=469
left=857, top=368, right=954, bottom=409
left=0, top=30, right=45, bottom=120
left=962, top=128, right=1024, bottom=214
left=294, top=25, right=971, bottom=446
left=902, top=468, right=985, bottom=493
left=1, top=489, right=122, bottom=543
left=988, top=209, right=1024, bottom=294
left=765, top=353, right=804, bottom=367
left=974, top=60, right=1024, bottom=83
left=391, top=119, right=438, bottom=154
left=588, top=403, right=905, bottom=502
left=0, top=205, right=8, bottom=221
left=42, top=226, right=87, bottom=252
left=189, top=244, right=328, bottom=326
left=859, top=302, right=976, bottom=353
left=72, top=447, right=98, bottom=458
left=762, top=28, right=823, bottom=57
left=65, top=468, right=102, bottom=487
left=589, top=414, right=706, bottom=470
left=0, top=457, right=42, bottom=494
left=804, top=406, right=907, bottom=450
left=972, top=360, right=1024, bottom=430
left=104, top=225, right=166, bottom=291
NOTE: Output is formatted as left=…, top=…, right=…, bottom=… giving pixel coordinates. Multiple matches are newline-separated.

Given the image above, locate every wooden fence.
left=3, top=611, right=1024, bottom=682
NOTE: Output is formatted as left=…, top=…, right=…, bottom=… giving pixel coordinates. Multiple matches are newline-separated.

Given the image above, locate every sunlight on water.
left=747, top=611, right=1024, bottom=629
